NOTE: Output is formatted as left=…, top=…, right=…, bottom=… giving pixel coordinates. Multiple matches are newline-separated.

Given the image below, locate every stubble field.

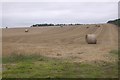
left=2, top=24, right=118, bottom=78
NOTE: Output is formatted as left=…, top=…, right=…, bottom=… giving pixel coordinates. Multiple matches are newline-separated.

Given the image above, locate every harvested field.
left=2, top=24, right=118, bottom=62
left=2, top=24, right=118, bottom=78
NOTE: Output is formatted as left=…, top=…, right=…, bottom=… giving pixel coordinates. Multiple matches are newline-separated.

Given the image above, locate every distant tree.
left=107, top=18, right=120, bottom=27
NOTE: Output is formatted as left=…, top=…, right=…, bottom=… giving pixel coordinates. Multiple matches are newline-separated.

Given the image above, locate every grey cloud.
left=0, top=3, right=2, bottom=27
left=2, top=2, right=118, bottom=27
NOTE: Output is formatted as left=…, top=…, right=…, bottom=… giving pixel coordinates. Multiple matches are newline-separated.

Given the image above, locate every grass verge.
left=2, top=53, right=118, bottom=78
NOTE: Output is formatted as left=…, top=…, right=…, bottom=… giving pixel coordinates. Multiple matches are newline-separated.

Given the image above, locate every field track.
left=2, top=24, right=118, bottom=62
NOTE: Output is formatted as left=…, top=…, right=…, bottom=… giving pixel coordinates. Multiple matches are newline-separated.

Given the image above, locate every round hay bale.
left=98, top=25, right=100, bottom=27
left=86, top=27, right=89, bottom=28
left=25, top=29, right=28, bottom=32
left=86, top=34, right=97, bottom=44
left=60, top=25, right=63, bottom=28
left=96, top=25, right=100, bottom=27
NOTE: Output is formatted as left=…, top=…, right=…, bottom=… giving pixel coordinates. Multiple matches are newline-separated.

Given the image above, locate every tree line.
left=107, top=18, right=120, bottom=27
left=31, top=23, right=81, bottom=27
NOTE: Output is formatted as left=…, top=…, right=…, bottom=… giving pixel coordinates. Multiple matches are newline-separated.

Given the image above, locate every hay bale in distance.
left=60, top=25, right=63, bottom=28
left=86, top=34, right=97, bottom=44
left=86, top=27, right=89, bottom=28
left=97, top=25, right=100, bottom=27
left=25, top=29, right=29, bottom=32
left=96, top=25, right=100, bottom=27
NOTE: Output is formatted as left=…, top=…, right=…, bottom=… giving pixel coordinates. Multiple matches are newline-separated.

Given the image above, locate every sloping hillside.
left=107, top=18, right=120, bottom=26
left=2, top=24, right=118, bottom=62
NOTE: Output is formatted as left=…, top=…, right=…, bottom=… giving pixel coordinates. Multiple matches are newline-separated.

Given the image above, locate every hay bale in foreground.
left=25, top=29, right=29, bottom=32
left=86, top=34, right=97, bottom=44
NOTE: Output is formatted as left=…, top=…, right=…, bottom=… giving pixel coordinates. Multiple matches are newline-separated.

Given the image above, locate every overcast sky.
left=0, top=2, right=118, bottom=27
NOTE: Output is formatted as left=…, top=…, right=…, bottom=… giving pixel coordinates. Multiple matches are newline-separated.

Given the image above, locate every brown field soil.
left=2, top=24, right=118, bottom=63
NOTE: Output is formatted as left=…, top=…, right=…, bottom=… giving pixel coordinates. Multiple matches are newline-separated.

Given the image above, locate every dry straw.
left=86, top=34, right=97, bottom=44
left=25, top=29, right=28, bottom=32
